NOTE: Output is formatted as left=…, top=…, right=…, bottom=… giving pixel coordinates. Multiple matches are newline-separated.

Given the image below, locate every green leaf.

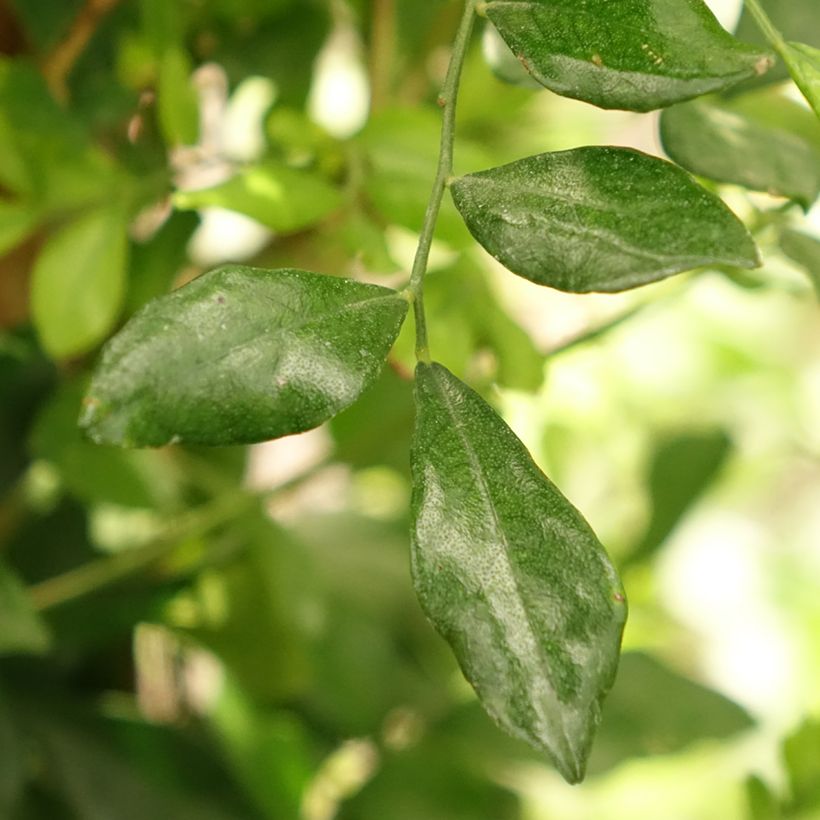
left=451, top=147, right=759, bottom=293
left=0, top=202, right=39, bottom=257
left=783, top=720, right=820, bottom=811
left=173, top=162, right=342, bottom=233
left=626, top=430, right=731, bottom=566
left=157, top=46, right=199, bottom=147
left=80, top=266, right=409, bottom=447
left=782, top=41, right=820, bottom=118
left=780, top=229, right=820, bottom=295
left=411, top=362, right=627, bottom=783
left=587, top=652, right=753, bottom=774
left=0, top=688, right=25, bottom=816
left=31, top=207, right=129, bottom=359
left=483, top=0, right=774, bottom=111
left=0, top=561, right=51, bottom=656
left=660, top=98, right=820, bottom=208
left=745, top=775, right=780, bottom=820
left=481, top=23, right=542, bottom=88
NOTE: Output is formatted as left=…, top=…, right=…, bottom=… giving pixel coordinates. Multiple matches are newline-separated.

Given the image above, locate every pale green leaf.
left=451, top=147, right=759, bottom=293
left=32, top=207, right=129, bottom=359
left=411, top=362, right=626, bottom=783
left=484, top=0, right=774, bottom=111
left=81, top=266, right=409, bottom=447
left=174, top=163, right=342, bottom=233
left=783, top=41, right=820, bottom=118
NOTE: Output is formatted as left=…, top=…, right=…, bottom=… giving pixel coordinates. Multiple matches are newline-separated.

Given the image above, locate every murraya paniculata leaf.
left=451, top=147, right=759, bottom=293
left=411, top=362, right=627, bottom=783
left=80, top=266, right=409, bottom=447
left=782, top=41, right=820, bottom=118
left=482, top=0, right=774, bottom=111
left=660, top=98, right=820, bottom=209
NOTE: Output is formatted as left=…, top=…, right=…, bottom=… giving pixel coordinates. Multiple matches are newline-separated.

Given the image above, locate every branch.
left=40, top=0, right=120, bottom=103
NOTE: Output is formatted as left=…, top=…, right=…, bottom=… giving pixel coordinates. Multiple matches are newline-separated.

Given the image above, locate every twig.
left=40, top=0, right=120, bottom=103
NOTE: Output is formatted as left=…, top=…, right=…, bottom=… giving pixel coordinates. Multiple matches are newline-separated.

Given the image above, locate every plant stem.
left=29, top=492, right=255, bottom=612
left=743, top=0, right=786, bottom=51
left=407, top=0, right=477, bottom=363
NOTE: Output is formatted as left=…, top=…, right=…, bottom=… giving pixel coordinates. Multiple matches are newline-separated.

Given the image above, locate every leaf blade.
left=660, top=98, right=820, bottom=208
left=80, top=266, right=409, bottom=447
left=451, top=147, right=759, bottom=293
left=783, top=41, right=820, bottom=117
left=411, top=362, right=626, bottom=783
left=484, top=0, right=773, bottom=111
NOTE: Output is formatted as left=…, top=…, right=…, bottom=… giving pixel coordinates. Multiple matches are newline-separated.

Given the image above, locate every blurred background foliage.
left=1, top=0, right=819, bottom=818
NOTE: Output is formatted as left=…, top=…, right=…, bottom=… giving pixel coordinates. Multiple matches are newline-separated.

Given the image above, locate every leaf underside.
left=81, top=266, right=409, bottom=447
left=451, top=146, right=759, bottom=293
left=411, top=362, right=627, bottom=783
left=485, top=0, right=773, bottom=111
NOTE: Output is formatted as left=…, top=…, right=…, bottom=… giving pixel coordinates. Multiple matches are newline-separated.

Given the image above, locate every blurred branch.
left=369, top=0, right=396, bottom=112
left=40, top=0, right=120, bottom=103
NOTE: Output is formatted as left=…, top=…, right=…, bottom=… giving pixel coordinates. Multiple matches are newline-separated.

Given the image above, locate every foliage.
left=1, top=0, right=819, bottom=817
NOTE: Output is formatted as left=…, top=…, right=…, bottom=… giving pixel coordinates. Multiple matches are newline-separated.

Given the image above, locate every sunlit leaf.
left=411, top=362, right=626, bottom=783
left=31, top=207, right=129, bottom=359
left=660, top=98, right=820, bottom=208
left=782, top=41, right=820, bottom=117
left=174, top=163, right=342, bottom=233
left=483, top=0, right=773, bottom=111
left=451, top=147, right=759, bottom=293
left=81, top=266, right=409, bottom=446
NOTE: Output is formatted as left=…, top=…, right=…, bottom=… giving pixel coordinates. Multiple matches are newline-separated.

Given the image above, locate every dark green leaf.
left=411, top=362, right=627, bottom=783
left=80, top=266, right=409, bottom=447
left=31, top=207, right=129, bottom=359
left=483, top=0, right=773, bottom=111
left=174, top=162, right=342, bottom=233
left=587, top=652, right=753, bottom=774
left=660, top=98, right=820, bottom=208
left=780, top=229, right=820, bottom=295
left=451, top=147, right=759, bottom=293
left=782, top=41, right=820, bottom=117
left=626, top=430, right=731, bottom=566
left=0, top=561, right=51, bottom=656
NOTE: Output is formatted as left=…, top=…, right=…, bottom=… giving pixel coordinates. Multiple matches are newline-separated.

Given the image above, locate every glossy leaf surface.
left=484, top=0, right=773, bottom=111
left=451, top=147, right=759, bottom=293
left=81, top=266, right=408, bottom=447
left=783, top=41, right=820, bottom=117
left=661, top=98, right=820, bottom=208
left=411, top=362, right=627, bottom=783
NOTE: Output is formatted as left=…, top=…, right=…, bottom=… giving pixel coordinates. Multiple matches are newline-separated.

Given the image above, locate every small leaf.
left=484, top=0, right=773, bottom=111
left=780, top=228, right=820, bottom=296
left=588, top=652, right=753, bottom=774
left=660, top=98, right=820, bottom=208
left=0, top=561, right=51, bottom=656
left=173, top=162, right=342, bottom=233
left=80, top=266, right=409, bottom=447
left=31, top=207, right=129, bottom=359
left=157, top=46, right=199, bottom=146
left=782, top=41, right=820, bottom=118
left=626, top=430, right=731, bottom=566
left=451, top=147, right=759, bottom=293
left=411, top=362, right=626, bottom=783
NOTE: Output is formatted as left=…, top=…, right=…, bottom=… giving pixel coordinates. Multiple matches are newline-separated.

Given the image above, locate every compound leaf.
left=451, top=147, right=759, bottom=293
left=81, top=266, right=408, bottom=447
left=411, top=362, right=627, bottom=783
left=661, top=98, right=820, bottom=208
left=483, top=0, right=773, bottom=111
